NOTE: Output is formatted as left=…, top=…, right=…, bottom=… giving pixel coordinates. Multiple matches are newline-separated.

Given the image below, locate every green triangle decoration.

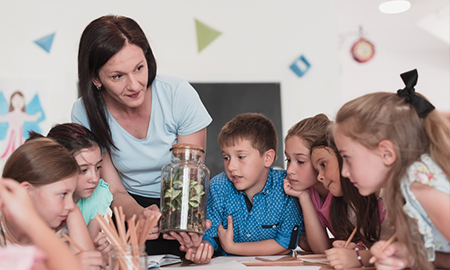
left=195, top=19, right=221, bottom=53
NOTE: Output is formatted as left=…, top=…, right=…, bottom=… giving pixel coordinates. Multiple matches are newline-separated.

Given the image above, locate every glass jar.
left=160, top=143, right=210, bottom=234
left=109, top=245, right=148, bottom=270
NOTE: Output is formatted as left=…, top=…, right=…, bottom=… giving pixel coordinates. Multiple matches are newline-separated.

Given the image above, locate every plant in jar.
left=160, top=144, right=209, bottom=234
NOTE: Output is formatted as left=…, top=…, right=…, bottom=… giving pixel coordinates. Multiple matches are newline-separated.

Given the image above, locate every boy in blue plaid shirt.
left=185, top=113, right=304, bottom=264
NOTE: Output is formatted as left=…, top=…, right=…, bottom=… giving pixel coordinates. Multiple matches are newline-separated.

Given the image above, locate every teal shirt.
left=77, top=179, right=113, bottom=225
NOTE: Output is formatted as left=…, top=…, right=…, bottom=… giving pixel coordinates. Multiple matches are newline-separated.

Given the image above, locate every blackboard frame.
left=192, top=82, right=283, bottom=178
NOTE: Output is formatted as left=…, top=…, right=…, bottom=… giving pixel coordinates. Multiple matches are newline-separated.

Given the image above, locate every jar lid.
left=170, top=143, right=205, bottom=155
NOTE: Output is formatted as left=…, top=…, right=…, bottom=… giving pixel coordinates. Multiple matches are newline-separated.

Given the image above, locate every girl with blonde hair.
left=333, top=69, right=450, bottom=269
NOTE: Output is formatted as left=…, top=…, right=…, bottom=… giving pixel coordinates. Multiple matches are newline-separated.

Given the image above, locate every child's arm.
left=0, top=178, right=82, bottom=270
left=217, top=215, right=290, bottom=256
left=284, top=179, right=330, bottom=253
left=325, top=241, right=371, bottom=269
left=410, top=181, right=450, bottom=241
left=66, top=205, right=105, bottom=269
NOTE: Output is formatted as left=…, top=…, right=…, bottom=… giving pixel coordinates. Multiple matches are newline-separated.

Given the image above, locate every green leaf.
left=189, top=201, right=199, bottom=208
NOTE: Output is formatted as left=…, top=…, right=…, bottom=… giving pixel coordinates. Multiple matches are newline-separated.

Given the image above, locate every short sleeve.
left=171, top=80, right=212, bottom=136
left=400, top=154, right=450, bottom=260
left=77, top=179, right=113, bottom=225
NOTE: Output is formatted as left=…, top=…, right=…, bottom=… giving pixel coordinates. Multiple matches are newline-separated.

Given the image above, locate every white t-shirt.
left=72, top=75, right=212, bottom=197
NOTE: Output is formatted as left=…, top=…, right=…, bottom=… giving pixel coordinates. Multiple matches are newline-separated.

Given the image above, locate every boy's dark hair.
left=218, top=113, right=277, bottom=155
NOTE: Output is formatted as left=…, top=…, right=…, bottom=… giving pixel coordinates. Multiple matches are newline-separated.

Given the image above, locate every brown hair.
left=311, top=131, right=381, bottom=246
left=2, top=138, right=79, bottom=186
left=335, top=92, right=450, bottom=270
left=218, top=113, right=277, bottom=157
left=78, top=15, right=157, bottom=152
left=9, top=91, right=25, bottom=112
left=285, top=113, right=330, bottom=149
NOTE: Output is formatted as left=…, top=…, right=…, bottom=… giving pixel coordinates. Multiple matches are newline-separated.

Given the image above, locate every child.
left=311, top=130, right=393, bottom=269
left=1, top=138, right=105, bottom=269
left=186, top=113, right=304, bottom=264
left=333, top=69, right=450, bottom=269
left=0, top=178, right=82, bottom=270
left=282, top=113, right=334, bottom=253
left=29, top=123, right=113, bottom=257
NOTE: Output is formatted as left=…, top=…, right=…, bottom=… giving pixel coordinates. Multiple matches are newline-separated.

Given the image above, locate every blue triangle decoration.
left=34, top=32, right=55, bottom=53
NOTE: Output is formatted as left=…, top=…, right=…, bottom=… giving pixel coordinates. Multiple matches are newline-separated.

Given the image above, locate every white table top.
left=160, top=255, right=326, bottom=270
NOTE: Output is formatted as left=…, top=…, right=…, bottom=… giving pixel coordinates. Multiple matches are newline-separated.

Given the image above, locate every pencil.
left=344, top=227, right=358, bottom=248
left=369, top=233, right=397, bottom=264
left=61, top=232, right=86, bottom=252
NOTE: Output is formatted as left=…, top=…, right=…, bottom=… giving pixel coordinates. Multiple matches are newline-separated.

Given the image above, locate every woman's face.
left=27, top=175, right=78, bottom=229
left=311, top=147, right=343, bottom=196
left=284, top=136, right=318, bottom=191
left=94, top=44, right=149, bottom=110
left=73, top=145, right=102, bottom=201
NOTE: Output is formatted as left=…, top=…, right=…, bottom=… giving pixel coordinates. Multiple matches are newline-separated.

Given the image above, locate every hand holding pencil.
left=369, top=234, right=409, bottom=268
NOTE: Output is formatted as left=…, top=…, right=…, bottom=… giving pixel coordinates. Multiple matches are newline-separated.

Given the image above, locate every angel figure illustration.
left=0, top=91, right=45, bottom=161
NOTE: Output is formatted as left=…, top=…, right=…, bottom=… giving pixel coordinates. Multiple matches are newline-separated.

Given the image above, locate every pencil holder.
left=109, top=245, right=148, bottom=270
left=160, top=143, right=210, bottom=234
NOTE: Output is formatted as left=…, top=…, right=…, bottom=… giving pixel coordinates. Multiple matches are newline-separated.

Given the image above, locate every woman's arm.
left=177, top=128, right=207, bottom=161
left=100, top=152, right=144, bottom=219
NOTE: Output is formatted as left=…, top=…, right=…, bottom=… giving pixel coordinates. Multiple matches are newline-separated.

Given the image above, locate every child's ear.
left=263, top=149, right=276, bottom=168
left=19, top=181, right=33, bottom=192
left=377, top=140, right=396, bottom=166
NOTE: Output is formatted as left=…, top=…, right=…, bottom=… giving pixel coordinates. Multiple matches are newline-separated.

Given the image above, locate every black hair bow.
left=397, top=69, right=435, bottom=118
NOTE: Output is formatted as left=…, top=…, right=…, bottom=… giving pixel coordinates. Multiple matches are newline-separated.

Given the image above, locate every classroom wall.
left=0, top=1, right=448, bottom=167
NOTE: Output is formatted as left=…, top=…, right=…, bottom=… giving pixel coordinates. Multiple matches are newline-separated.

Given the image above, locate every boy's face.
left=221, top=139, right=273, bottom=197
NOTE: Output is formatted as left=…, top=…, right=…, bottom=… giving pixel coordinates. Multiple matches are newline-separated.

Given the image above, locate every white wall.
left=0, top=0, right=448, bottom=156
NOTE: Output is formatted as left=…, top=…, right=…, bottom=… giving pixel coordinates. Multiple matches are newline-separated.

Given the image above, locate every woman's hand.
left=141, top=204, right=161, bottom=240
left=165, top=219, right=212, bottom=250
left=185, top=242, right=213, bottom=264
left=370, top=241, right=411, bottom=269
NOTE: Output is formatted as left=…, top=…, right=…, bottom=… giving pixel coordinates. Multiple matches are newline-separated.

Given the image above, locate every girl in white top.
left=333, top=69, right=450, bottom=270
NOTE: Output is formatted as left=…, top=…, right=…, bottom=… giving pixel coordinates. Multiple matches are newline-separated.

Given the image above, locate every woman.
left=71, top=15, right=212, bottom=256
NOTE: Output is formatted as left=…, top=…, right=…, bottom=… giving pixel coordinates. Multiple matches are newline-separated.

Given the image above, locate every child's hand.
left=75, top=250, right=106, bottom=270
left=332, top=240, right=357, bottom=249
left=217, top=215, right=235, bottom=254
left=370, top=240, right=411, bottom=269
left=325, top=247, right=359, bottom=269
left=0, top=178, right=39, bottom=226
left=93, top=232, right=112, bottom=259
left=283, top=178, right=308, bottom=198
left=171, top=220, right=212, bottom=251
left=185, top=242, right=213, bottom=264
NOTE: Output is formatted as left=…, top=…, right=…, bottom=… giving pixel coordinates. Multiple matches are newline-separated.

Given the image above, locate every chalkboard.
left=191, top=83, right=283, bottom=178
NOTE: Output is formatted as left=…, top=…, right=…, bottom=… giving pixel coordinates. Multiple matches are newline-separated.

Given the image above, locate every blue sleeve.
left=202, top=176, right=226, bottom=251
left=274, top=196, right=304, bottom=249
left=71, top=98, right=91, bottom=129
left=172, top=80, right=212, bottom=136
